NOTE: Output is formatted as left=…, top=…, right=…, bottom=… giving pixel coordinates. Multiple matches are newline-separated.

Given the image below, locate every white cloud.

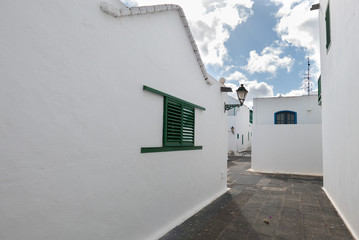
left=243, top=44, right=294, bottom=75
left=224, top=71, right=274, bottom=108
left=227, top=71, right=248, bottom=82
left=279, top=89, right=306, bottom=97
left=123, top=0, right=254, bottom=66
left=270, top=0, right=320, bottom=72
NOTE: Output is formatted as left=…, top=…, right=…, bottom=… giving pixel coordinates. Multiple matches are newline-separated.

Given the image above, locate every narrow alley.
left=160, top=152, right=354, bottom=240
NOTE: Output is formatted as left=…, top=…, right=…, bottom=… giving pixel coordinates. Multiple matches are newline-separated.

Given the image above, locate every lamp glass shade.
left=236, top=84, right=248, bottom=106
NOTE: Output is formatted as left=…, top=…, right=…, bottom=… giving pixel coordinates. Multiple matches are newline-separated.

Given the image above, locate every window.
left=249, top=110, right=253, bottom=124
left=164, top=98, right=194, bottom=147
left=318, top=75, right=322, bottom=105
left=274, top=111, right=297, bottom=124
left=242, top=135, right=244, bottom=145
left=325, top=3, right=331, bottom=50
left=237, top=134, right=239, bottom=139
left=141, top=85, right=204, bottom=153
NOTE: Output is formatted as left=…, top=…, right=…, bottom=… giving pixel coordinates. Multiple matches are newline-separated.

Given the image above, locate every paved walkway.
left=160, top=153, right=354, bottom=240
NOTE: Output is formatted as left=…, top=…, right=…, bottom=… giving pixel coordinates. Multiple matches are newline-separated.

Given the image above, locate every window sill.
left=141, top=146, right=203, bottom=153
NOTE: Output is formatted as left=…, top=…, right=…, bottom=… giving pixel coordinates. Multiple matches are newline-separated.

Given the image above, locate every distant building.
left=316, top=0, right=359, bottom=238
left=252, top=95, right=322, bottom=175
left=227, top=96, right=253, bottom=154
left=0, top=2, right=229, bottom=240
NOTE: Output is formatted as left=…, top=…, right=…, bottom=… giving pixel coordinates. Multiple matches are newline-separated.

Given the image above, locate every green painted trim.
left=141, top=146, right=203, bottom=153
left=318, top=75, right=322, bottom=105
left=249, top=110, right=253, bottom=124
left=163, top=97, right=195, bottom=147
left=143, top=85, right=206, bottom=110
left=325, top=2, right=331, bottom=51
left=163, top=96, right=168, bottom=146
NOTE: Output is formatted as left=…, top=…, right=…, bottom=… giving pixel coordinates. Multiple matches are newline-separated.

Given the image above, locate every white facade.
left=318, top=0, right=359, bottom=238
left=227, top=96, right=252, bottom=154
left=252, top=95, right=322, bottom=175
left=0, top=2, right=228, bottom=240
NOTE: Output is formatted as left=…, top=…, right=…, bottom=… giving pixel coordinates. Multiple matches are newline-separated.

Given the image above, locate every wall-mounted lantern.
left=231, top=126, right=235, bottom=134
left=224, top=84, right=248, bottom=112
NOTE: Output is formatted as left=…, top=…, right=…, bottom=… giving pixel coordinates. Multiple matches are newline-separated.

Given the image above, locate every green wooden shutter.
left=318, top=75, right=322, bottom=105
left=182, top=104, right=195, bottom=146
left=164, top=97, right=195, bottom=147
left=325, top=3, right=331, bottom=50
left=164, top=98, right=182, bottom=146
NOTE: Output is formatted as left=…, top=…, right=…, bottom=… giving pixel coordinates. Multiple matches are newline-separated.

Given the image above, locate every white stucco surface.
left=319, top=0, right=359, bottom=238
left=0, top=2, right=228, bottom=240
left=252, top=95, right=322, bottom=175
left=227, top=97, right=252, bottom=154
left=253, top=95, right=321, bottom=125
left=252, top=124, right=322, bottom=175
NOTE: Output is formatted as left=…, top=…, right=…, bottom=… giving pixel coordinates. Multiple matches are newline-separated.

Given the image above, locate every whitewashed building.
left=227, top=96, right=253, bottom=154
left=252, top=95, right=322, bottom=175
left=316, top=0, right=359, bottom=238
left=0, top=2, right=229, bottom=240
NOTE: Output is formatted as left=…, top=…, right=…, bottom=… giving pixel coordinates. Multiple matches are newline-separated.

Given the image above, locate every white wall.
left=254, top=95, right=321, bottom=125
left=319, top=0, right=359, bottom=238
left=0, top=2, right=228, bottom=240
left=252, top=95, right=322, bottom=175
left=227, top=96, right=252, bottom=154
left=252, top=124, right=322, bottom=175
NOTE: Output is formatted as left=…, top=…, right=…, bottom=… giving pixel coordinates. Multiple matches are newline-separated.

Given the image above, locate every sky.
left=123, top=0, right=320, bottom=108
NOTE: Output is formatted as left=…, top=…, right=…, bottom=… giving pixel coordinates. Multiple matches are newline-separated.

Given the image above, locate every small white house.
left=0, top=2, right=229, bottom=240
left=316, top=0, right=359, bottom=238
left=252, top=95, right=322, bottom=175
left=227, top=96, right=253, bottom=154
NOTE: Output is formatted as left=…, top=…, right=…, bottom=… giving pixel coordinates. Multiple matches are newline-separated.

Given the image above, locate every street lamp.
left=236, top=84, right=248, bottom=106
left=224, top=84, right=248, bottom=112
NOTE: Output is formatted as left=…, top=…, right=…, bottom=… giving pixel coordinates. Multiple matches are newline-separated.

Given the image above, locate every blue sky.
left=124, top=0, right=320, bottom=107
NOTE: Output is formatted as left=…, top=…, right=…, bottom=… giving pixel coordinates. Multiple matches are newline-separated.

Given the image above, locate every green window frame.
left=318, top=75, right=322, bottom=105
left=141, top=85, right=205, bottom=153
left=249, top=110, right=253, bottom=124
left=325, top=2, right=331, bottom=51
left=242, top=135, right=244, bottom=145
left=237, top=133, right=239, bottom=139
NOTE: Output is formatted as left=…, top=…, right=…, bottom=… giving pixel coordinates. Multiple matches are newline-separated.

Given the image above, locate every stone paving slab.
left=160, top=155, right=354, bottom=240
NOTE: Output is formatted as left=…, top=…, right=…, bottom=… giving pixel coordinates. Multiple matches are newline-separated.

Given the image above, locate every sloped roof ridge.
left=100, top=2, right=211, bottom=85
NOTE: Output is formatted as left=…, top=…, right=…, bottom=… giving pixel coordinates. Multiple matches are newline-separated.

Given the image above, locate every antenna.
left=303, top=58, right=312, bottom=95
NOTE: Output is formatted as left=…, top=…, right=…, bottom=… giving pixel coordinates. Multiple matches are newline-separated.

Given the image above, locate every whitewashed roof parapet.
left=100, top=2, right=211, bottom=85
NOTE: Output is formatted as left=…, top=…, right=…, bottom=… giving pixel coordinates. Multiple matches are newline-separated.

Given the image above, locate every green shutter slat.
left=167, top=131, right=181, bottom=135
left=167, top=124, right=181, bottom=128
left=168, top=111, right=182, bottom=118
left=183, top=129, right=194, bottom=132
left=167, top=119, right=182, bottom=124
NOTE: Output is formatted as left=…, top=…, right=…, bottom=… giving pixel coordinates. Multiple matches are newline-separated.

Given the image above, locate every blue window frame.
left=274, top=111, right=297, bottom=124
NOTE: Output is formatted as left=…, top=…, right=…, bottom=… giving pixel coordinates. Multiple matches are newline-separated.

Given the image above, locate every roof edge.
left=100, top=2, right=211, bottom=85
